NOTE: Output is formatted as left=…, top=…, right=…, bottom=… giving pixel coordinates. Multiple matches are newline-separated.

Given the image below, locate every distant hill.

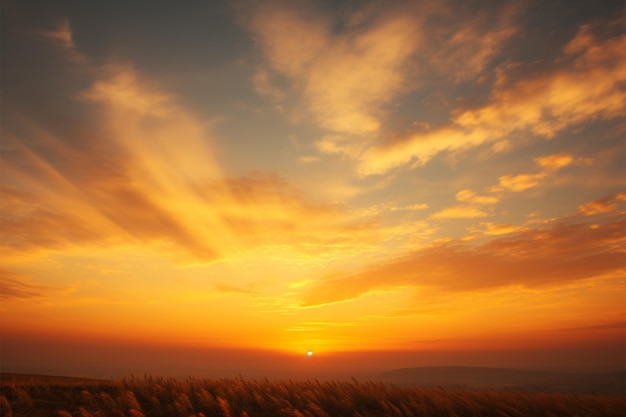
left=379, top=366, right=626, bottom=395
left=0, top=373, right=110, bottom=385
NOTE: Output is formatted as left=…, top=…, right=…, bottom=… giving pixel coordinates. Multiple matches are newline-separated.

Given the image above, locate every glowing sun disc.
left=307, top=351, right=313, bottom=356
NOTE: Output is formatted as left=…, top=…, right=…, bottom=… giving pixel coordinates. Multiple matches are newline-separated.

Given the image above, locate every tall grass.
left=1, top=374, right=623, bottom=417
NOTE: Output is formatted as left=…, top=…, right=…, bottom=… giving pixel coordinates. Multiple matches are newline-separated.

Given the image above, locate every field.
left=1, top=373, right=624, bottom=417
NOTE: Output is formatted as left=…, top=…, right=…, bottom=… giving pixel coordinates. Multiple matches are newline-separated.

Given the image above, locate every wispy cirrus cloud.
left=1, top=21, right=383, bottom=265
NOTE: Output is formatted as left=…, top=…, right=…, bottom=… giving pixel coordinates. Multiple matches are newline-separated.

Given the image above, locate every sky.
left=1, top=0, right=625, bottom=377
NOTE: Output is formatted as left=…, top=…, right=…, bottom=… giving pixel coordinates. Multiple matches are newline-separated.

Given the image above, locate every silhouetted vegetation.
left=1, top=373, right=624, bottom=417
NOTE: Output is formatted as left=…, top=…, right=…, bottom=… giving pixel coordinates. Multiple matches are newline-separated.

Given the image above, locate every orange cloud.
left=489, top=152, right=587, bottom=192
left=480, top=223, right=529, bottom=236
left=579, top=192, right=626, bottom=215
left=535, top=153, right=575, bottom=171
left=0, top=184, right=105, bottom=255
left=430, top=205, right=489, bottom=220
left=455, top=189, right=498, bottom=205
left=357, top=21, right=625, bottom=176
left=300, top=215, right=625, bottom=307
left=492, top=173, right=545, bottom=192
left=427, top=1, right=521, bottom=82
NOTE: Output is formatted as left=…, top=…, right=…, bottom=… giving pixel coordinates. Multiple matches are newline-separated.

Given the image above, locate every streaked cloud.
left=480, top=223, right=529, bottom=236
left=300, top=209, right=625, bottom=307
left=2, top=55, right=381, bottom=265
left=0, top=270, right=70, bottom=300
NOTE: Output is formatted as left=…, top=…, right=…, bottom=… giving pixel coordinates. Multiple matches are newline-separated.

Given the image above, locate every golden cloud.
left=430, top=205, right=489, bottom=220
left=480, top=223, right=529, bottom=236
left=300, top=209, right=625, bottom=307
left=455, top=189, right=498, bottom=205
left=357, top=21, right=626, bottom=176
left=488, top=152, right=588, bottom=193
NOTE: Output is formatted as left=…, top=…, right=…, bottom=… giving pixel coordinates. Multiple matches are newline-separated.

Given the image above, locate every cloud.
left=251, top=68, right=285, bottom=102
left=579, top=192, right=626, bottom=215
left=242, top=0, right=522, bottom=140
left=0, top=184, right=105, bottom=255
left=430, top=205, right=489, bottom=220
left=242, top=1, right=421, bottom=135
left=2, top=35, right=383, bottom=264
left=300, top=213, right=625, bottom=307
left=535, top=154, right=575, bottom=171
left=488, top=153, right=587, bottom=192
left=7, top=13, right=394, bottom=266
left=297, top=155, right=319, bottom=164
left=455, top=190, right=498, bottom=205
left=357, top=20, right=626, bottom=176
left=0, top=269, right=69, bottom=300
left=390, top=203, right=429, bottom=212
left=556, top=321, right=626, bottom=332
left=491, top=173, right=545, bottom=193
left=2, top=65, right=225, bottom=262
left=38, top=18, right=86, bottom=65
left=40, top=18, right=74, bottom=49
left=315, top=134, right=363, bottom=159
left=480, top=223, right=528, bottom=236
left=426, top=1, right=521, bottom=82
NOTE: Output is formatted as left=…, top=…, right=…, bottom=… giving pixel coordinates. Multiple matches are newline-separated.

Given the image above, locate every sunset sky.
left=1, top=0, right=625, bottom=377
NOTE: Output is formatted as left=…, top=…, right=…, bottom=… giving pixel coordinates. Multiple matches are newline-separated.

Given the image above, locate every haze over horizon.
left=1, top=0, right=625, bottom=379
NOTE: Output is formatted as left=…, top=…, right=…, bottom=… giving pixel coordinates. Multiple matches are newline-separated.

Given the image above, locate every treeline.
left=1, top=374, right=624, bottom=417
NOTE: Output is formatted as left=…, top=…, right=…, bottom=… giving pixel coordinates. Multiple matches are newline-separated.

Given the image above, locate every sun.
left=307, top=351, right=313, bottom=357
